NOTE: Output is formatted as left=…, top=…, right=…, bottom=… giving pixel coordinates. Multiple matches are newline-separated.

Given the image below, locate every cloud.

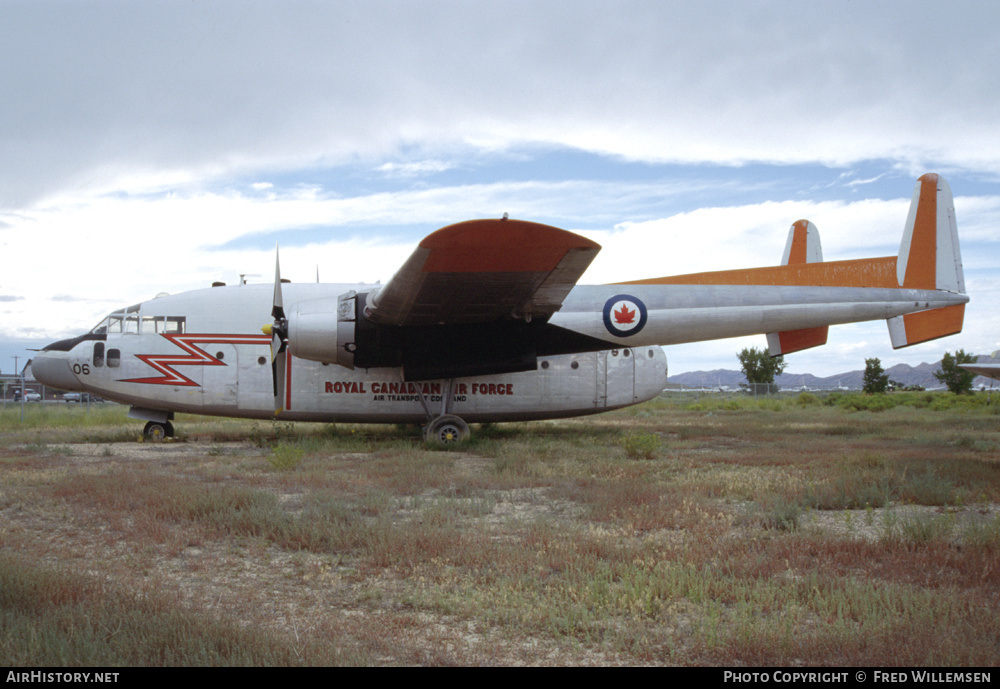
left=375, top=160, right=457, bottom=178
left=2, top=2, right=999, bottom=208
left=583, top=196, right=912, bottom=284
left=2, top=2, right=998, bottom=376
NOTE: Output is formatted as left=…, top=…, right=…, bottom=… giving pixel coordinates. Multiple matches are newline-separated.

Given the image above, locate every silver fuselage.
left=31, top=277, right=966, bottom=424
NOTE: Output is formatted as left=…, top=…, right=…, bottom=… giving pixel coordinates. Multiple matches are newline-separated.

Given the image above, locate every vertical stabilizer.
left=767, top=220, right=830, bottom=356
left=888, top=174, right=966, bottom=348
left=780, top=219, right=823, bottom=265
left=896, top=174, right=965, bottom=293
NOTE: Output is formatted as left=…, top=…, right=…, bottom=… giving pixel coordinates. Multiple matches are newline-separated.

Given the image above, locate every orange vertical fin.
left=766, top=220, right=830, bottom=356
left=888, top=174, right=966, bottom=348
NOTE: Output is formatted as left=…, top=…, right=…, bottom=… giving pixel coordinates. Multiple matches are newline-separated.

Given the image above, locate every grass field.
left=1, top=391, right=998, bottom=666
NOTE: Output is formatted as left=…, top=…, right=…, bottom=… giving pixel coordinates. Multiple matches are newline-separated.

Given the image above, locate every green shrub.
left=268, top=442, right=304, bottom=471
left=837, top=394, right=896, bottom=413
left=622, top=431, right=659, bottom=460
left=796, top=392, right=821, bottom=406
left=759, top=495, right=802, bottom=531
left=805, top=452, right=896, bottom=509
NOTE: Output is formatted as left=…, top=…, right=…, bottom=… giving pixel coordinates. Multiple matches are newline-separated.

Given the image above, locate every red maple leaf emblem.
left=614, top=303, right=636, bottom=324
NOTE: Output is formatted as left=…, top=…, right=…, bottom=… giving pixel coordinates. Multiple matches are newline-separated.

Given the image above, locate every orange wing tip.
left=419, top=219, right=601, bottom=273
left=766, top=326, right=829, bottom=356
left=887, top=303, right=965, bottom=349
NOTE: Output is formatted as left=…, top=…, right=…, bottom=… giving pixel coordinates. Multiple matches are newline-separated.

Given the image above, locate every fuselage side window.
left=93, top=342, right=105, bottom=368
left=107, top=349, right=121, bottom=368
left=164, top=317, right=186, bottom=334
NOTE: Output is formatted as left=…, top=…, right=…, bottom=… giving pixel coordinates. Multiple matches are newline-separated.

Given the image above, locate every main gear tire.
left=143, top=420, right=174, bottom=442
left=423, top=415, right=470, bottom=446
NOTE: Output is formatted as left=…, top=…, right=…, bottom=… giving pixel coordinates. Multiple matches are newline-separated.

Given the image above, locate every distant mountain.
left=667, top=355, right=1000, bottom=391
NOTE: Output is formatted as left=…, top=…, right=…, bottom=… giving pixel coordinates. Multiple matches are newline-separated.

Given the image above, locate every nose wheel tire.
left=423, top=414, right=470, bottom=446
left=143, top=421, right=174, bottom=442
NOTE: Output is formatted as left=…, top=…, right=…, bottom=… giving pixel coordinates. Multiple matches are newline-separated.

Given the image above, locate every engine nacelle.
left=288, top=292, right=358, bottom=369
left=287, top=289, right=547, bottom=381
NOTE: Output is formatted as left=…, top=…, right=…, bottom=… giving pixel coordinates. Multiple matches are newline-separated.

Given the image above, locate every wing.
left=365, top=219, right=601, bottom=326
left=960, top=363, right=1000, bottom=382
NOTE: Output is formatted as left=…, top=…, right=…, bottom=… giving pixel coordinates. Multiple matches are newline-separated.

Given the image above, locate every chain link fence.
left=662, top=382, right=858, bottom=403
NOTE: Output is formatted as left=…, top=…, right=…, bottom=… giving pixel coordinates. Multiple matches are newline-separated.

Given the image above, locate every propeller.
left=263, top=246, right=289, bottom=413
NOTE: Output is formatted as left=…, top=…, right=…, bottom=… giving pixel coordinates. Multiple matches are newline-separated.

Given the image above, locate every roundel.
left=603, top=294, right=647, bottom=337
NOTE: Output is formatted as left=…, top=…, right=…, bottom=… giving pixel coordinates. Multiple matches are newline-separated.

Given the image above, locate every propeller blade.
left=268, top=244, right=290, bottom=411
left=273, top=348, right=288, bottom=414
left=272, top=244, right=285, bottom=322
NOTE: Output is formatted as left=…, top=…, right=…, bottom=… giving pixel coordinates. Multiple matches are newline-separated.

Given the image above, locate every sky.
left=1, top=0, right=998, bottom=379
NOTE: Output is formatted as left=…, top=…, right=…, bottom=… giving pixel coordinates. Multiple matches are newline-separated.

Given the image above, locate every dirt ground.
left=3, top=427, right=999, bottom=665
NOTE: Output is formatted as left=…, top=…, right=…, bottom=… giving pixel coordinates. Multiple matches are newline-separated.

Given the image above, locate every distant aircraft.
left=960, top=351, right=1000, bottom=382
left=32, top=174, right=967, bottom=443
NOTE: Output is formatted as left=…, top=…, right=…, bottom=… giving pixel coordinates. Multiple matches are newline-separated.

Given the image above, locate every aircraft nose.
left=31, top=350, right=85, bottom=392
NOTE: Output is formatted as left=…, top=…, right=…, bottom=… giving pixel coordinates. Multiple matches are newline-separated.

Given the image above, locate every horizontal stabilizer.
left=887, top=303, right=965, bottom=349
left=768, top=220, right=829, bottom=355
left=767, top=326, right=829, bottom=356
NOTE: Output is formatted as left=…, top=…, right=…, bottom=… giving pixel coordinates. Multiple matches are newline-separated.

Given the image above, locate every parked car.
left=62, top=392, right=102, bottom=403
left=13, top=390, right=41, bottom=401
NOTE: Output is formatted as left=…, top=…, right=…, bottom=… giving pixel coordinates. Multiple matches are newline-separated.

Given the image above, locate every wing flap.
left=367, top=219, right=600, bottom=326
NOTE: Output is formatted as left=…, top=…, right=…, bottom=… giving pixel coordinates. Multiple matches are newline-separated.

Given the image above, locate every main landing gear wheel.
left=143, top=421, right=174, bottom=443
left=423, top=414, right=470, bottom=446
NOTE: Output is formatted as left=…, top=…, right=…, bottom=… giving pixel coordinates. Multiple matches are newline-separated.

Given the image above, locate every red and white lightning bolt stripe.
left=124, top=333, right=271, bottom=386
